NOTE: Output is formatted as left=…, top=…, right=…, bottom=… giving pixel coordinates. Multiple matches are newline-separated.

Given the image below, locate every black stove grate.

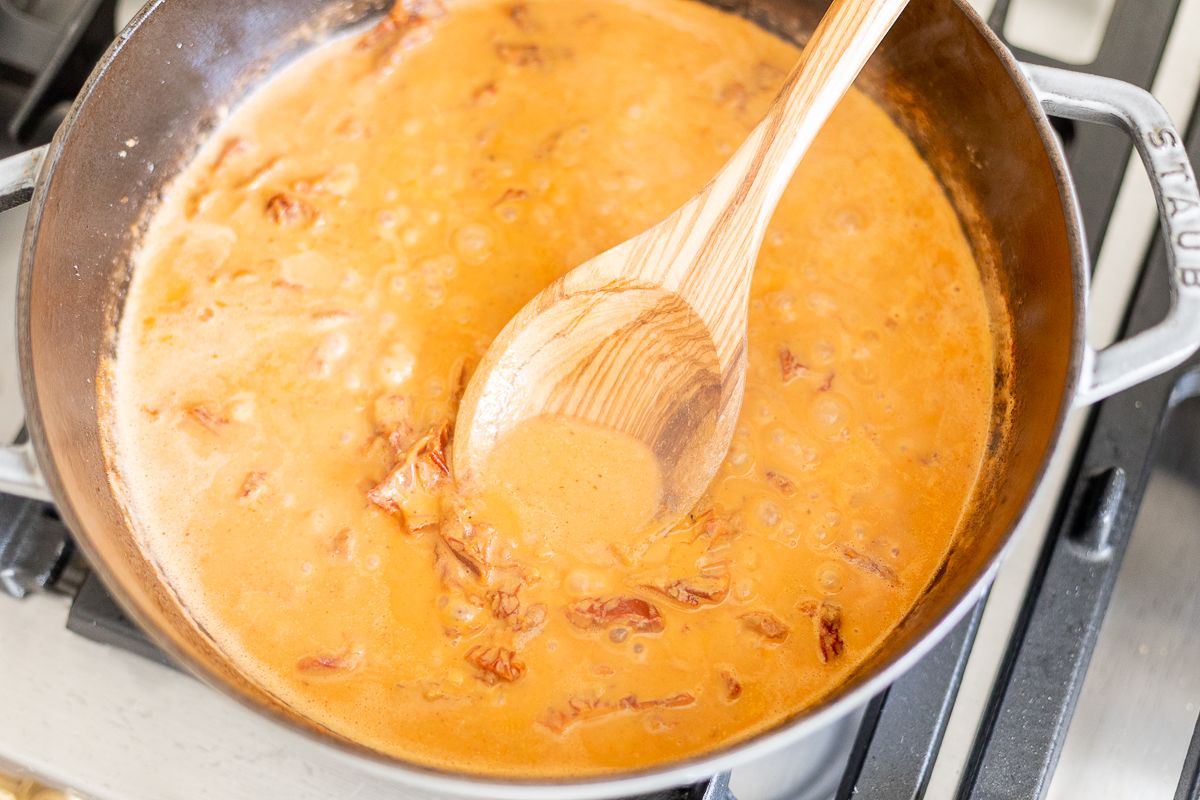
left=0, top=0, right=114, bottom=157
left=0, top=2, right=1197, bottom=799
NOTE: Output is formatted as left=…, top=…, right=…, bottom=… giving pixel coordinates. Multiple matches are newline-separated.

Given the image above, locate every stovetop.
left=2, top=1, right=1199, bottom=799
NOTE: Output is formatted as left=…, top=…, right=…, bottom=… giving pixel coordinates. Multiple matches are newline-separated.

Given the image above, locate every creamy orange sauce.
left=108, top=0, right=998, bottom=777
left=479, top=416, right=666, bottom=552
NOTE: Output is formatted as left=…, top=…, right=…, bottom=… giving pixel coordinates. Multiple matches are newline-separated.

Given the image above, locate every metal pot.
left=0, top=0, right=1197, bottom=797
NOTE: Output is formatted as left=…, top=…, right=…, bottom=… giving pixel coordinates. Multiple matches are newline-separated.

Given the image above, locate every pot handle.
left=0, top=146, right=53, bottom=502
left=1023, top=64, right=1200, bottom=407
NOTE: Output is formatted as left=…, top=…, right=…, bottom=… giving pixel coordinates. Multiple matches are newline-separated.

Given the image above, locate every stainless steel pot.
left=0, top=0, right=1198, bottom=797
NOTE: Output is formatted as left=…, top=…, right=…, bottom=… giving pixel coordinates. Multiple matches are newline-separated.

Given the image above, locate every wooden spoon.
left=454, top=0, right=909, bottom=520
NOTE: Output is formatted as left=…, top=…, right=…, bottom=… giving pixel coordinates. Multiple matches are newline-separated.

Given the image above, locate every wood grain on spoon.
left=454, top=0, right=910, bottom=520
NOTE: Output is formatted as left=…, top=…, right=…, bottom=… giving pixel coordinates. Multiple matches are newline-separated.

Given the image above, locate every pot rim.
left=15, top=0, right=1087, bottom=796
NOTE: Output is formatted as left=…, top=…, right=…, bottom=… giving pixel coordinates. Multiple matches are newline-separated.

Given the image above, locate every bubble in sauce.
left=565, top=568, right=608, bottom=596
left=812, top=339, right=836, bottom=365
left=228, top=393, right=255, bottom=422
left=807, top=292, right=837, bottom=316
left=733, top=579, right=755, bottom=601
left=419, top=255, right=457, bottom=281
left=319, top=163, right=358, bottom=196
left=315, top=331, right=350, bottom=365
left=818, top=563, right=845, bottom=594
left=806, top=526, right=832, bottom=551
left=378, top=343, right=416, bottom=387
left=766, top=291, right=797, bottom=323
left=757, top=500, right=781, bottom=528
left=725, top=441, right=753, bottom=474
left=742, top=549, right=760, bottom=569
left=832, top=207, right=865, bottom=233
left=280, top=251, right=334, bottom=290
left=811, top=394, right=848, bottom=431
left=453, top=223, right=494, bottom=265
left=388, top=273, right=411, bottom=297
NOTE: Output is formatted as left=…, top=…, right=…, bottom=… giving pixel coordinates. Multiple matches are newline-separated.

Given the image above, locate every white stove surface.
left=1, top=1, right=1199, bottom=798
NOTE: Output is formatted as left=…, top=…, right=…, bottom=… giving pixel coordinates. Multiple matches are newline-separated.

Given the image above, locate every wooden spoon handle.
left=678, top=0, right=909, bottom=308
left=662, top=0, right=909, bottom=339
left=581, top=0, right=909, bottom=369
left=726, top=0, right=909, bottom=224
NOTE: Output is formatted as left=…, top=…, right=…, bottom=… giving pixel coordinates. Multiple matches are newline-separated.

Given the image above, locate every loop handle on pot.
left=0, top=146, right=53, bottom=501
left=697, top=772, right=737, bottom=800
left=1024, top=65, right=1200, bottom=406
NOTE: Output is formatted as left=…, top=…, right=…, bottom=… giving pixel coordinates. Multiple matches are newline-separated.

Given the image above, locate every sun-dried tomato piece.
left=835, top=543, right=900, bottom=587
left=297, top=649, right=362, bottom=674
left=440, top=503, right=500, bottom=577
left=540, top=696, right=613, bottom=733
left=238, top=471, right=267, bottom=502
left=753, top=61, right=786, bottom=91
left=719, top=81, right=749, bottom=112
left=466, top=645, right=525, bottom=684
left=493, top=187, right=528, bottom=205
left=539, top=692, right=695, bottom=734
left=495, top=42, right=541, bottom=66
left=472, top=81, right=498, bottom=106
left=489, top=589, right=520, bottom=619
left=210, top=136, right=252, bottom=174
left=689, top=509, right=741, bottom=553
left=778, top=346, right=809, bottom=382
left=800, top=600, right=845, bottom=663
left=311, top=309, right=354, bottom=329
left=433, top=534, right=476, bottom=590
left=508, top=3, right=536, bottom=31
left=442, top=533, right=487, bottom=577
left=331, top=528, right=355, bottom=561
left=720, top=669, right=742, bottom=701
left=566, top=596, right=664, bottom=633
left=643, top=573, right=730, bottom=608
left=619, top=693, right=694, bottom=711
left=367, top=422, right=450, bottom=531
left=740, top=610, right=790, bottom=642
left=265, top=192, right=316, bottom=226
left=765, top=469, right=797, bottom=496
left=186, top=404, right=228, bottom=433
left=359, top=0, right=446, bottom=52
